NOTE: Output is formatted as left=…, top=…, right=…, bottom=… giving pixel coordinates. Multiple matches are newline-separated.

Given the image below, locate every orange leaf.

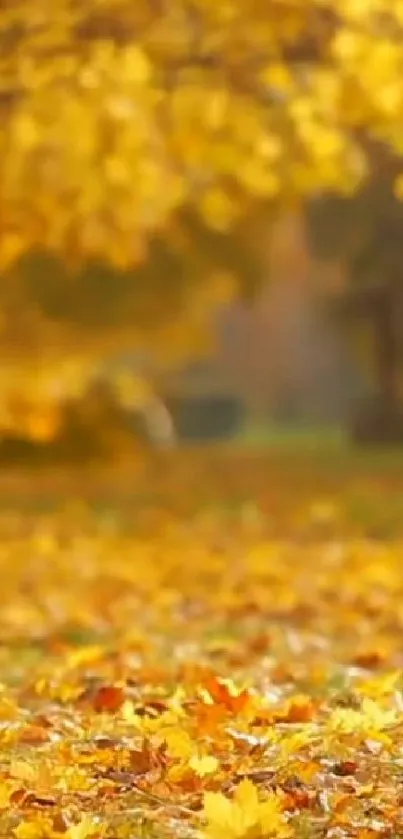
left=92, top=685, right=126, bottom=713
left=275, top=696, right=317, bottom=723
left=202, top=676, right=250, bottom=714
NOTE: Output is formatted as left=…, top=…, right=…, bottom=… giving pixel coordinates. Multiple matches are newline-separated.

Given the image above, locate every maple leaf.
left=358, top=670, right=402, bottom=699
left=14, top=823, right=45, bottom=839
left=189, top=753, right=219, bottom=777
left=274, top=696, right=317, bottom=724
left=65, top=816, right=102, bottom=839
left=10, top=759, right=37, bottom=784
left=161, top=727, right=194, bottom=759
left=328, top=697, right=397, bottom=738
left=201, top=676, right=251, bottom=714
left=202, top=779, right=291, bottom=839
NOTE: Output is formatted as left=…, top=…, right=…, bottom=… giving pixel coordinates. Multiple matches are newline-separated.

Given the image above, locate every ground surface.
left=1, top=448, right=403, bottom=839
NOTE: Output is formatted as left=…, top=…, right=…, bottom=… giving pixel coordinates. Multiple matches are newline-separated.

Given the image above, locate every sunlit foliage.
left=2, top=0, right=403, bottom=264
left=2, top=1, right=403, bottom=429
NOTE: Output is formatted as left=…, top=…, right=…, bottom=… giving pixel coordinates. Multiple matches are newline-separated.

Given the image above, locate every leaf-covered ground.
left=1, top=450, right=403, bottom=839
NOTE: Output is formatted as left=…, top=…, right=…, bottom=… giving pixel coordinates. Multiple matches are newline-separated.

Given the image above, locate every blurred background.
left=1, top=193, right=401, bottom=464
left=1, top=3, right=403, bottom=463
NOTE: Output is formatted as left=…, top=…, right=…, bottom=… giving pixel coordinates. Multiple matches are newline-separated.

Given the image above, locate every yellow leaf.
left=259, top=791, right=292, bottom=837
left=237, top=159, right=279, bottom=196
left=332, top=30, right=367, bottom=64
left=120, top=46, right=151, bottom=85
left=260, top=63, right=293, bottom=94
left=163, top=728, right=194, bottom=759
left=189, top=753, right=219, bottom=777
left=199, top=189, right=239, bottom=232
left=10, top=760, right=37, bottom=783
left=328, top=698, right=397, bottom=737
left=203, top=780, right=290, bottom=839
left=234, top=778, right=259, bottom=813
left=14, top=823, right=44, bottom=839
left=203, top=791, right=234, bottom=839
left=0, top=781, right=14, bottom=808
left=66, top=816, right=101, bottom=839
left=362, top=696, right=397, bottom=728
left=280, top=729, right=314, bottom=759
left=66, top=646, right=104, bottom=669
left=359, top=670, right=401, bottom=699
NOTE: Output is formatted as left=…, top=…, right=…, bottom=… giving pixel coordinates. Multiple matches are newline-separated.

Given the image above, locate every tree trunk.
left=374, top=295, right=399, bottom=405
left=351, top=287, right=403, bottom=444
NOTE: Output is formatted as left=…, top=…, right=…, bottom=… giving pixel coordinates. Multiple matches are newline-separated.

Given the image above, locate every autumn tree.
left=1, top=0, right=403, bottom=443
left=305, top=151, right=403, bottom=442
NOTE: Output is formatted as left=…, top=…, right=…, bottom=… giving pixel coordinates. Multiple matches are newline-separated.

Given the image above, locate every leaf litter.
left=0, top=455, right=401, bottom=838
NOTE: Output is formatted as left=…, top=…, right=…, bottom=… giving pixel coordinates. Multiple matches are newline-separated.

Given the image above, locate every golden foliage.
left=1, top=1, right=403, bottom=428
left=0, top=0, right=402, bottom=267
left=204, top=780, right=291, bottom=839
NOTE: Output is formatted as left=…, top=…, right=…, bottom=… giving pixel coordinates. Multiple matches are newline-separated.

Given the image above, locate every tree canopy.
left=1, top=0, right=403, bottom=436
left=2, top=0, right=403, bottom=268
